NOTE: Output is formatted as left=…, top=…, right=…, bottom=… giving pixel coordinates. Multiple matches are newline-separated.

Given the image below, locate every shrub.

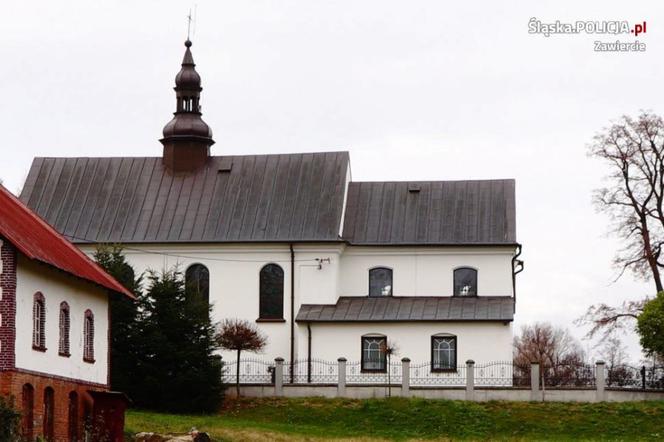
left=637, top=291, right=664, bottom=358
left=0, top=395, right=20, bottom=442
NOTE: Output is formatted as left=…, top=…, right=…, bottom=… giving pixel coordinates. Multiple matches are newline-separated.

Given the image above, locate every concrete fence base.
left=225, top=385, right=664, bottom=402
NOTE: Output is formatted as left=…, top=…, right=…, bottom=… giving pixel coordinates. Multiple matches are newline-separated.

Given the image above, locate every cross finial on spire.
left=187, top=8, right=192, bottom=41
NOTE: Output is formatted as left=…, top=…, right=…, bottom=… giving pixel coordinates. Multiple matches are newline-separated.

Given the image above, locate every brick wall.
left=0, top=236, right=16, bottom=370
left=0, top=369, right=107, bottom=441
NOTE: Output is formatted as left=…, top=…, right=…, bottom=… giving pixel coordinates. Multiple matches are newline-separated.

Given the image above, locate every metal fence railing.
left=475, top=361, right=530, bottom=387
left=542, top=363, right=596, bottom=388
left=346, top=359, right=403, bottom=384
left=221, top=357, right=664, bottom=390
left=284, top=358, right=339, bottom=384
left=410, top=362, right=466, bottom=386
left=605, top=364, right=664, bottom=390
left=223, top=357, right=275, bottom=384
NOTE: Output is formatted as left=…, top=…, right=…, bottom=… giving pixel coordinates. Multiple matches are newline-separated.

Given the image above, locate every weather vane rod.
left=187, top=8, right=192, bottom=40
left=186, top=5, right=198, bottom=41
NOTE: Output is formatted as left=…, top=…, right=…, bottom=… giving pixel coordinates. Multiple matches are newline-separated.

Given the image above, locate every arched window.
left=32, top=293, right=46, bottom=351
left=43, top=387, right=54, bottom=441
left=453, top=267, right=477, bottom=296
left=59, top=302, right=70, bottom=356
left=185, top=264, right=210, bottom=305
left=68, top=391, right=78, bottom=442
left=259, top=264, right=284, bottom=320
left=361, top=334, right=387, bottom=372
left=21, top=383, right=34, bottom=439
left=431, top=334, right=457, bottom=371
left=369, top=267, right=393, bottom=296
left=83, top=310, right=94, bottom=363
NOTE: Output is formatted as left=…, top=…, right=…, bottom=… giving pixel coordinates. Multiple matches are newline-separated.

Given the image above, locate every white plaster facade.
left=14, top=256, right=109, bottom=384
left=307, top=322, right=513, bottom=364
left=77, top=243, right=515, bottom=365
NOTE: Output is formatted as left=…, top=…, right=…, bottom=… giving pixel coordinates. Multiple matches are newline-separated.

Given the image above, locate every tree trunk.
left=641, top=218, right=664, bottom=292
left=236, top=349, right=241, bottom=398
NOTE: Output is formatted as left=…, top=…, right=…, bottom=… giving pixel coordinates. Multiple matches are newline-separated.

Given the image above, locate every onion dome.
left=174, top=40, right=202, bottom=91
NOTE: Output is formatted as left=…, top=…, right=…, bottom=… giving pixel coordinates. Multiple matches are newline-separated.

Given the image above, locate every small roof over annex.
left=295, top=296, right=514, bottom=323
left=0, top=184, right=134, bottom=298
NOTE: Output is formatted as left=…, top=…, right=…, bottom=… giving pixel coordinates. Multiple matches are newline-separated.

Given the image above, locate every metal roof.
left=295, top=296, right=514, bottom=322
left=342, top=180, right=516, bottom=245
left=0, top=185, right=133, bottom=298
left=20, top=152, right=350, bottom=243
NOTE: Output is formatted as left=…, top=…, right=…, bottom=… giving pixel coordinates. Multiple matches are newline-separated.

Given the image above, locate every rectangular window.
left=431, top=335, right=457, bottom=371
left=361, top=336, right=387, bottom=372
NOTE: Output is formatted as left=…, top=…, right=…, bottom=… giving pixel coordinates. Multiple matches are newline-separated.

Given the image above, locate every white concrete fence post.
left=466, top=360, right=475, bottom=401
left=274, top=357, right=284, bottom=397
left=401, top=358, right=410, bottom=397
left=596, top=360, right=606, bottom=402
left=337, top=357, right=347, bottom=397
left=530, top=362, right=540, bottom=401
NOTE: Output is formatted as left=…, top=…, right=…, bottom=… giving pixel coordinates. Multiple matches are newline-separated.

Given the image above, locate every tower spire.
left=160, top=39, right=214, bottom=173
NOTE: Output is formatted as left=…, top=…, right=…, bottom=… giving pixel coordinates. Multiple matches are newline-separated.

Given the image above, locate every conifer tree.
left=94, top=246, right=142, bottom=396
left=136, top=269, right=223, bottom=412
left=95, top=247, right=223, bottom=412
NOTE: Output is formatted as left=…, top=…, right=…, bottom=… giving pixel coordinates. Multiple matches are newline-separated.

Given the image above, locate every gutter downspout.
left=511, top=243, right=524, bottom=313
left=290, top=243, right=295, bottom=384
left=307, top=323, right=312, bottom=383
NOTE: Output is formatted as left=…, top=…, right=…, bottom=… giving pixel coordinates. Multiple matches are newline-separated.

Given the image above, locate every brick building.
left=0, top=184, right=133, bottom=441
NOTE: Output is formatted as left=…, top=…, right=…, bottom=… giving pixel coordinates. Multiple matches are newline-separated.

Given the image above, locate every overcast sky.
left=2, top=1, right=662, bottom=361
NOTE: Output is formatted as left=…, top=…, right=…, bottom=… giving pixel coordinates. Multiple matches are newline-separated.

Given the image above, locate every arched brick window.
left=59, top=302, right=70, bottom=356
left=21, top=383, right=34, bottom=439
left=32, top=293, right=46, bottom=351
left=83, top=310, right=95, bottom=363
left=43, top=387, right=54, bottom=441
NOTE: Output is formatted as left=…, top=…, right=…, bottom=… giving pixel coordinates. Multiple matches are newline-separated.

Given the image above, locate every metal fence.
left=223, top=358, right=515, bottom=387
left=223, top=357, right=275, bottom=384
left=605, top=364, right=664, bottom=390
left=222, top=357, right=664, bottom=390
left=476, top=361, right=530, bottom=387
left=542, top=363, right=596, bottom=388
left=284, top=358, right=339, bottom=384
left=346, top=359, right=403, bottom=384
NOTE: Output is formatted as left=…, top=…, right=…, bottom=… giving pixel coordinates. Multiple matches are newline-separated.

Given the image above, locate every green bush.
left=637, top=291, right=664, bottom=358
left=0, top=395, right=20, bottom=442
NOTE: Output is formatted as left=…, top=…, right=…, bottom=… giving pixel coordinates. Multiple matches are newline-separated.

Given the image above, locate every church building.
left=19, top=40, right=522, bottom=382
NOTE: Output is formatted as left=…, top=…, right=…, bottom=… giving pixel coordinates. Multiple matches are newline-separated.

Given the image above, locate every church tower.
left=161, top=40, right=214, bottom=173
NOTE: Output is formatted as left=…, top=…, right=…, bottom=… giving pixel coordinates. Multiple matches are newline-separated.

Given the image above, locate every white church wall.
left=304, top=321, right=513, bottom=364
left=14, top=256, right=109, bottom=385
left=75, top=243, right=516, bottom=362
left=339, top=246, right=515, bottom=297
left=77, top=243, right=345, bottom=361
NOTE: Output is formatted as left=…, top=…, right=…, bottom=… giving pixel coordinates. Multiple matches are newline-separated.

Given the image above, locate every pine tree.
left=94, top=246, right=142, bottom=396
left=95, top=247, right=223, bottom=412
left=136, top=269, right=223, bottom=412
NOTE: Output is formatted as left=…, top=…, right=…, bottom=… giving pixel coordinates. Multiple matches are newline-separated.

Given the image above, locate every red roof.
left=0, top=185, right=134, bottom=298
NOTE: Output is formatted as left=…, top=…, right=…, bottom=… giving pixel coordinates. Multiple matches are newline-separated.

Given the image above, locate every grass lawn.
left=125, top=397, right=664, bottom=441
